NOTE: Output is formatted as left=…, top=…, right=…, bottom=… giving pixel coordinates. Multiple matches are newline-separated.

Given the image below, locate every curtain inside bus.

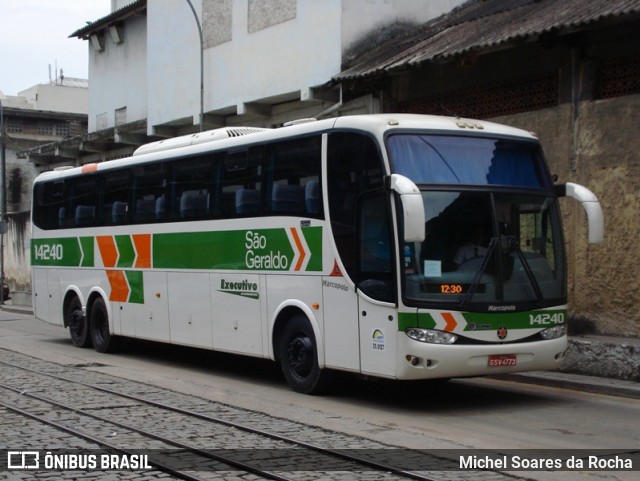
left=387, top=135, right=548, bottom=188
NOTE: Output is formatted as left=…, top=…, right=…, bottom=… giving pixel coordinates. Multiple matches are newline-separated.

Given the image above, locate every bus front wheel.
left=279, top=315, right=330, bottom=394
left=65, top=296, right=91, bottom=348
left=89, top=297, right=120, bottom=353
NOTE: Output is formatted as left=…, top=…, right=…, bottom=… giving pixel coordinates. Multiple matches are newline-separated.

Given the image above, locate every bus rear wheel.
left=279, top=315, right=330, bottom=394
left=66, top=296, right=91, bottom=348
left=89, top=297, right=120, bottom=353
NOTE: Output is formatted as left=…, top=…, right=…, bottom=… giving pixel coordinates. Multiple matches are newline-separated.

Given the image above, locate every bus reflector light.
left=405, top=328, right=458, bottom=344
left=539, top=324, right=567, bottom=340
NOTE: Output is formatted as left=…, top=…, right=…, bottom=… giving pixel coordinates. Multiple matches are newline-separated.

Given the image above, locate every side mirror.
left=389, top=174, right=425, bottom=242
left=556, top=182, right=604, bottom=244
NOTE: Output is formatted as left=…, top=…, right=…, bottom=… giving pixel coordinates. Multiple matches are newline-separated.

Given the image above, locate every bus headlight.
left=405, top=328, right=458, bottom=344
left=539, top=324, right=567, bottom=340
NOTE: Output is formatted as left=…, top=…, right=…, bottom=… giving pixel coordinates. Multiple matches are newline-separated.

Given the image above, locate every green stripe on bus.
left=398, top=309, right=566, bottom=331
left=462, top=309, right=566, bottom=330
left=32, top=227, right=322, bottom=272
left=301, top=227, right=322, bottom=272
left=153, top=227, right=322, bottom=271
left=32, top=237, right=94, bottom=267
left=79, top=237, right=94, bottom=267
left=125, top=270, right=144, bottom=304
left=153, top=231, right=261, bottom=270
left=115, top=235, right=135, bottom=268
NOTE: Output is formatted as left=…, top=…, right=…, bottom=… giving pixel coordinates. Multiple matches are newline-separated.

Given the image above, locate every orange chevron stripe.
left=106, top=270, right=129, bottom=302
left=290, top=227, right=306, bottom=271
left=132, top=234, right=151, bottom=268
left=441, top=312, right=457, bottom=332
left=97, top=236, right=118, bottom=268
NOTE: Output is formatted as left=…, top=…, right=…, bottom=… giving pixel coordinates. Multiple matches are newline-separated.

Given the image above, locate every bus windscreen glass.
left=387, top=134, right=565, bottom=309
left=387, top=134, right=548, bottom=188
left=401, top=190, right=566, bottom=308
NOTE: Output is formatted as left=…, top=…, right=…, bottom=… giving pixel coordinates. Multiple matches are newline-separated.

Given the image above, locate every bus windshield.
left=387, top=134, right=565, bottom=309
left=387, top=134, right=549, bottom=188
left=402, top=191, right=566, bottom=309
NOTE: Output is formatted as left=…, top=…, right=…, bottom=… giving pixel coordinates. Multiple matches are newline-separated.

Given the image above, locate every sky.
left=0, top=0, right=112, bottom=96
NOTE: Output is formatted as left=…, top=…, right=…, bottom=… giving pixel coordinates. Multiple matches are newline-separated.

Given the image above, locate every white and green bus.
left=31, top=114, right=603, bottom=393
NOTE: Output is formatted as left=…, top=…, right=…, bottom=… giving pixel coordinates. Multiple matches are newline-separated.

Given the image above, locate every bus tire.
left=89, top=297, right=120, bottom=353
left=66, top=296, right=91, bottom=348
left=279, top=315, right=331, bottom=394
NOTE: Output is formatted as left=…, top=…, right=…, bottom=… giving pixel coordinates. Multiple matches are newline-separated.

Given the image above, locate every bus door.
left=356, top=191, right=397, bottom=378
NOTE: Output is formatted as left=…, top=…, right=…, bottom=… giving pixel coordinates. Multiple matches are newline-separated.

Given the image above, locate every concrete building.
left=1, top=80, right=88, bottom=302
left=24, top=0, right=465, bottom=167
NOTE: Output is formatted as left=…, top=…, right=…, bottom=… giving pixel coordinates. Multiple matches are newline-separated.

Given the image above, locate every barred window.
left=400, top=72, right=559, bottom=119
left=6, top=120, right=23, bottom=133
left=596, top=55, right=640, bottom=99
left=38, top=122, right=54, bottom=136
left=56, top=122, right=70, bottom=138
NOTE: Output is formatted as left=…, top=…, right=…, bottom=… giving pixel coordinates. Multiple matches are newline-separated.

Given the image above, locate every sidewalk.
left=497, top=371, right=640, bottom=399
left=2, top=302, right=638, bottom=399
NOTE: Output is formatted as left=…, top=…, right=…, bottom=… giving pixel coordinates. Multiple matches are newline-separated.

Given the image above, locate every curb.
left=0, top=304, right=34, bottom=316
left=496, top=371, right=640, bottom=399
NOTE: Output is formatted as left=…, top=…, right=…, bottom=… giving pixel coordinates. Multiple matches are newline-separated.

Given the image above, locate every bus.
left=31, top=114, right=603, bottom=393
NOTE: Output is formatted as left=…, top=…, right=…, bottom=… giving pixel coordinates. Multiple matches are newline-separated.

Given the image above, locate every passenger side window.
left=171, top=156, right=214, bottom=221
left=103, top=169, right=131, bottom=225
left=268, top=136, right=322, bottom=217
left=68, top=176, right=98, bottom=228
left=33, top=181, right=66, bottom=230
left=221, top=148, right=264, bottom=217
left=132, top=163, right=167, bottom=223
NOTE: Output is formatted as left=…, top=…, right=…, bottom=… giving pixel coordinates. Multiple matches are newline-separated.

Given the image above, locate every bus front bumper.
left=396, top=334, right=567, bottom=380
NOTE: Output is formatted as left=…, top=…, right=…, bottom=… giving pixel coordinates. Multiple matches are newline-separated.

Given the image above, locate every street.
left=0, top=309, right=638, bottom=481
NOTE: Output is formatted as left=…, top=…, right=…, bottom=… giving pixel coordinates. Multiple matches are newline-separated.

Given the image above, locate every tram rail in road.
left=0, top=348, right=516, bottom=481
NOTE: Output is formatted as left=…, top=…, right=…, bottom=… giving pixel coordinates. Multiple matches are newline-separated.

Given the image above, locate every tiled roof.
left=336, top=0, right=640, bottom=80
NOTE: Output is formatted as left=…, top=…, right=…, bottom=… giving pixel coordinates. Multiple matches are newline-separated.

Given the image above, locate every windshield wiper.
left=460, top=235, right=544, bottom=307
left=461, top=236, right=497, bottom=307
left=508, top=235, right=544, bottom=304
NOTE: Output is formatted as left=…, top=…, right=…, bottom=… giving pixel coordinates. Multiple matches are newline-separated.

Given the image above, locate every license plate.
left=488, top=354, right=517, bottom=367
